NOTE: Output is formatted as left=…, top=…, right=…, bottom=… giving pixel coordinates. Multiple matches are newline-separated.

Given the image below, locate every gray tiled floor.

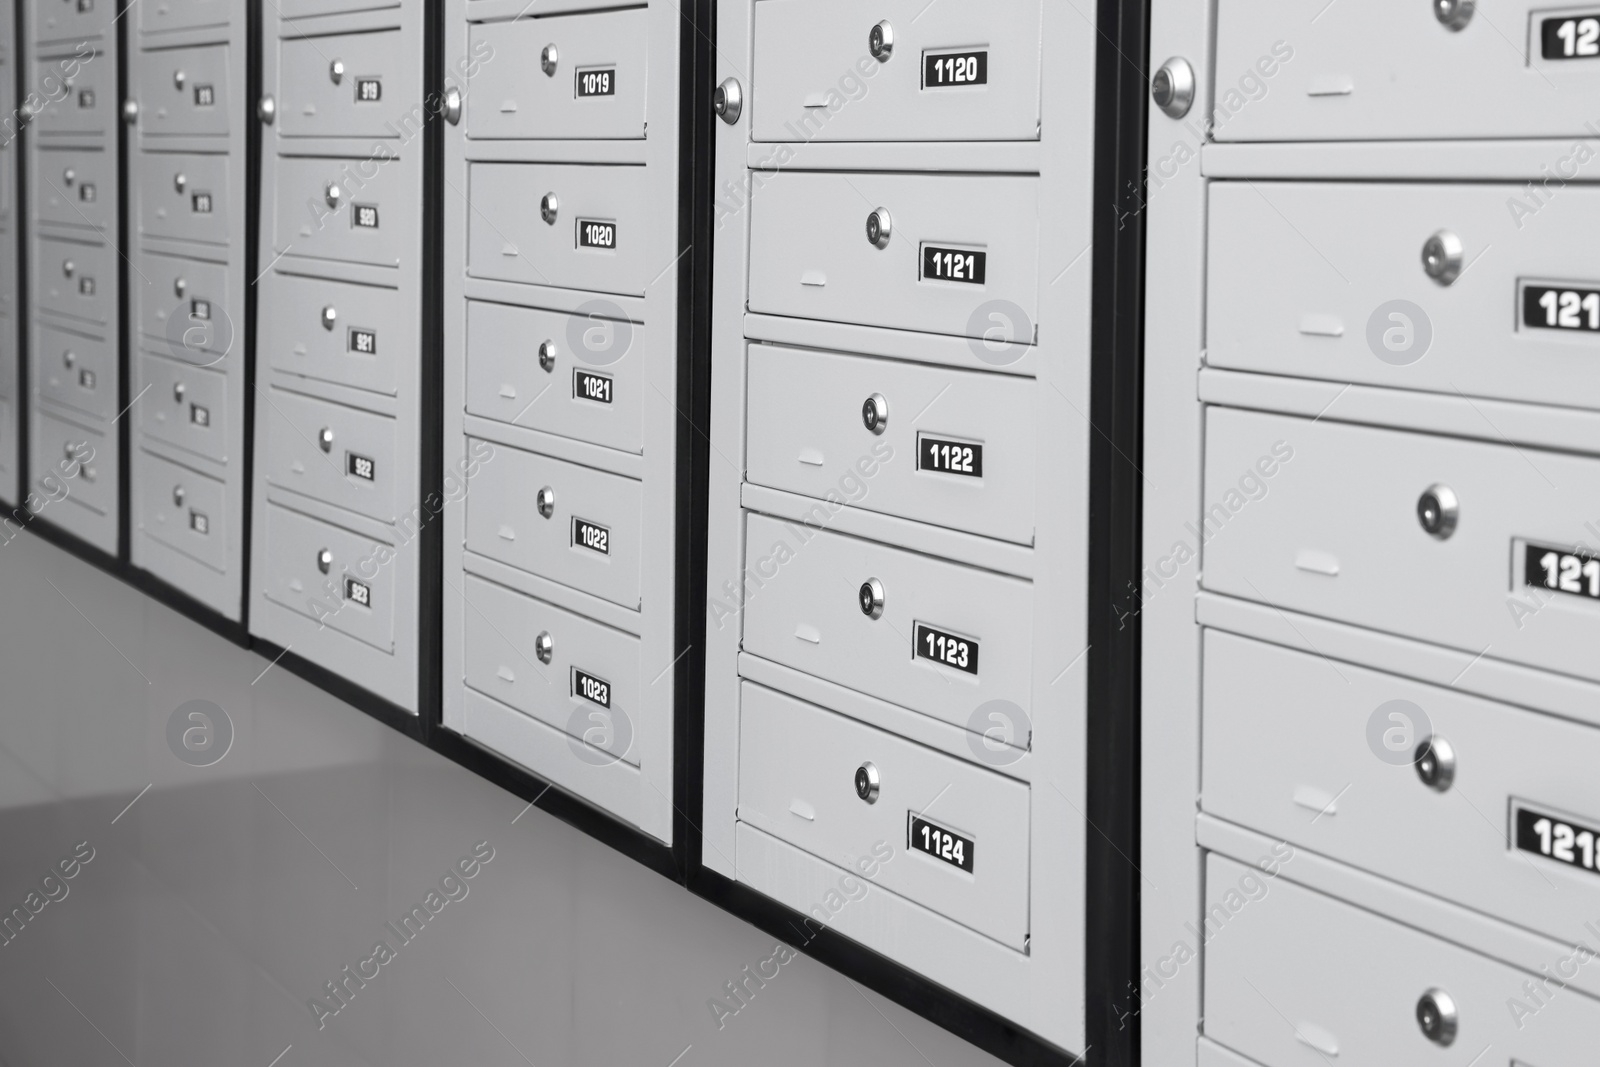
left=0, top=532, right=1003, bottom=1067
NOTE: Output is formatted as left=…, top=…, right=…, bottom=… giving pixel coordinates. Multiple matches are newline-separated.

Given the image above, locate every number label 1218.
left=1517, top=804, right=1600, bottom=876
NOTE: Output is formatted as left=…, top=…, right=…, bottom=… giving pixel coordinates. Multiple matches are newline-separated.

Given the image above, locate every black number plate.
left=347, top=452, right=376, bottom=481
left=1523, top=283, right=1600, bottom=333
left=191, top=299, right=211, bottom=320
left=353, top=205, right=379, bottom=229
left=79, top=277, right=95, bottom=295
left=1516, top=804, right=1600, bottom=875
left=918, top=435, right=983, bottom=478
left=349, top=328, right=377, bottom=355
left=574, top=369, right=613, bottom=405
left=909, top=815, right=974, bottom=873
left=194, top=84, right=215, bottom=107
left=1524, top=542, right=1600, bottom=601
left=190, top=404, right=210, bottom=426
left=914, top=622, right=978, bottom=675
left=1541, top=14, right=1600, bottom=59
left=573, top=517, right=610, bottom=555
left=189, top=510, right=209, bottom=535
left=79, top=369, right=95, bottom=389
left=344, top=577, right=372, bottom=607
left=573, top=668, right=612, bottom=708
left=191, top=193, right=212, bottom=214
left=578, top=220, right=617, bottom=249
left=923, top=50, right=988, bottom=88
left=576, top=68, right=615, bottom=97
left=78, top=89, right=94, bottom=109
left=79, top=183, right=95, bottom=202
left=922, top=245, right=986, bottom=285
left=356, top=78, right=382, bottom=102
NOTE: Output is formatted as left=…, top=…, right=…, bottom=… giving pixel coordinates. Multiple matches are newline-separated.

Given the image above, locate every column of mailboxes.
left=1178, top=3, right=1600, bottom=1063
left=125, top=1, right=246, bottom=618
left=25, top=0, right=119, bottom=553
left=248, top=0, right=425, bottom=710
left=0, top=0, right=16, bottom=506
left=441, top=0, right=683, bottom=843
left=704, top=1, right=1092, bottom=1054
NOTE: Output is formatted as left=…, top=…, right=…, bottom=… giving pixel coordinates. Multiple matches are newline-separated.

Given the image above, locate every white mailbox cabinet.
left=125, top=0, right=247, bottom=619
left=439, top=0, right=687, bottom=844
left=703, top=0, right=1099, bottom=1056
left=248, top=0, right=426, bottom=711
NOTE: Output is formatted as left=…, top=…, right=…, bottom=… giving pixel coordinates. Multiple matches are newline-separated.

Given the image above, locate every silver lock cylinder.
left=858, top=578, right=885, bottom=619
left=538, top=340, right=557, bottom=372
left=258, top=94, right=276, bottom=125
left=318, top=426, right=334, bottom=453
left=714, top=77, right=743, bottom=125
left=1435, top=0, right=1474, bottom=31
left=174, top=172, right=187, bottom=193
left=854, top=762, right=881, bottom=803
left=321, top=306, right=337, bottom=330
left=325, top=182, right=343, bottom=210
left=172, top=485, right=185, bottom=507
left=63, top=168, right=75, bottom=185
left=1417, top=484, right=1459, bottom=540
left=540, top=193, right=559, bottom=225
left=63, top=259, right=75, bottom=277
left=122, top=99, right=138, bottom=124
left=536, top=487, right=556, bottom=518
left=534, top=631, right=555, bottom=664
left=63, top=350, right=76, bottom=368
left=443, top=87, right=462, bottom=125
left=861, top=393, right=889, bottom=434
left=541, top=45, right=559, bottom=77
left=173, top=381, right=186, bottom=402
left=868, top=20, right=893, bottom=62
left=1422, top=230, right=1464, bottom=286
left=1416, top=988, right=1458, bottom=1046
left=1414, top=736, right=1456, bottom=792
left=865, top=207, right=892, bottom=249
left=329, top=59, right=345, bottom=85
left=1151, top=57, right=1195, bottom=119
left=317, top=548, right=333, bottom=575
left=173, top=69, right=185, bottom=90
left=174, top=277, right=187, bottom=297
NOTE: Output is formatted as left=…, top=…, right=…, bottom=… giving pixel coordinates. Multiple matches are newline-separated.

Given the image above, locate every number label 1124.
left=909, top=814, right=974, bottom=872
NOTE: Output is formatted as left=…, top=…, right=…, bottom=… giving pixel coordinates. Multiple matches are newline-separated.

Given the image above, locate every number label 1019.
left=913, top=622, right=978, bottom=675
left=1516, top=804, right=1600, bottom=876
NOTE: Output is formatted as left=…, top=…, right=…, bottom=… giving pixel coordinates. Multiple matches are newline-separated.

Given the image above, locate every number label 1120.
left=909, top=814, right=974, bottom=873
left=1516, top=803, right=1600, bottom=876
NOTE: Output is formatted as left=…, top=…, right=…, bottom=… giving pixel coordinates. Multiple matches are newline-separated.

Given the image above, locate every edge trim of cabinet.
left=417, top=0, right=443, bottom=736
left=1084, top=0, right=1150, bottom=1064
left=241, top=0, right=261, bottom=629
left=9, top=0, right=27, bottom=513
left=115, top=0, right=129, bottom=562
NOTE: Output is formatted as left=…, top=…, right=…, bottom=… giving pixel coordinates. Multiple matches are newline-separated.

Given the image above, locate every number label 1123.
left=913, top=622, right=978, bottom=675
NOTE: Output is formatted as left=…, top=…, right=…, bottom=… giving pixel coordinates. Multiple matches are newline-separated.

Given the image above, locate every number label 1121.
left=909, top=814, right=974, bottom=873
left=921, top=245, right=987, bottom=285
left=1524, top=541, right=1600, bottom=601
left=1524, top=283, right=1600, bottom=333
left=1517, top=803, right=1600, bottom=876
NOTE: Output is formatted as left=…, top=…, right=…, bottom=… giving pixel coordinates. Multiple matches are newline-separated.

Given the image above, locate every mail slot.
left=1205, top=629, right=1600, bottom=952
left=1215, top=0, right=1600, bottom=141
left=465, top=299, right=644, bottom=455
left=461, top=573, right=641, bottom=767
left=752, top=0, right=1042, bottom=143
left=136, top=352, right=228, bottom=464
left=745, top=342, right=1036, bottom=544
left=136, top=448, right=227, bottom=573
left=33, top=147, right=113, bottom=233
left=465, top=439, right=642, bottom=611
left=260, top=271, right=404, bottom=397
left=260, top=387, right=397, bottom=524
left=1205, top=854, right=1600, bottom=1065
left=278, top=27, right=415, bottom=140
left=261, top=502, right=395, bottom=651
left=467, top=162, right=651, bottom=296
left=748, top=171, right=1040, bottom=339
left=467, top=8, right=648, bottom=141
left=1209, top=181, right=1600, bottom=412
left=135, top=151, right=231, bottom=245
left=132, top=43, right=232, bottom=137
left=739, top=513, right=1032, bottom=730
left=35, top=320, right=114, bottom=421
left=271, top=152, right=415, bottom=270
left=1203, top=407, right=1600, bottom=687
